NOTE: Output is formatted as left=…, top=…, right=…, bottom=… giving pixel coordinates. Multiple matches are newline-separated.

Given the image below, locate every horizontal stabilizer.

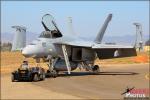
left=95, top=48, right=137, bottom=59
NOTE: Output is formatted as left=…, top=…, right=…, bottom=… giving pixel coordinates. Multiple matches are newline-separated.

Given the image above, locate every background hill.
left=1, top=32, right=39, bottom=44
left=1, top=32, right=149, bottom=45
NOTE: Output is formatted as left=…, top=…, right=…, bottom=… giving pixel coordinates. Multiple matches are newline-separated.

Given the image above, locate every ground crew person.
left=21, top=61, right=29, bottom=69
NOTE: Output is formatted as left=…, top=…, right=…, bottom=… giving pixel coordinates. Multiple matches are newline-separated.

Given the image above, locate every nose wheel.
left=46, top=70, right=58, bottom=78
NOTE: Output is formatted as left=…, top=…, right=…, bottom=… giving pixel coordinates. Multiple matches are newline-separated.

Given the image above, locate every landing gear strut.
left=46, top=57, right=58, bottom=78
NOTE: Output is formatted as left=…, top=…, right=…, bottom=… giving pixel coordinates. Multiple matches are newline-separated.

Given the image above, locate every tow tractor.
left=11, top=61, right=45, bottom=82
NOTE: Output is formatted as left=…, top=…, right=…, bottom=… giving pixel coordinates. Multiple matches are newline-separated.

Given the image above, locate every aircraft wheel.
left=92, top=65, right=100, bottom=74
left=51, top=70, right=58, bottom=78
left=46, top=70, right=57, bottom=78
left=41, top=73, right=45, bottom=80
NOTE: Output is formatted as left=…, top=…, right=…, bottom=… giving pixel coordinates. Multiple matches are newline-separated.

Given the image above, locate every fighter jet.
left=22, top=14, right=137, bottom=76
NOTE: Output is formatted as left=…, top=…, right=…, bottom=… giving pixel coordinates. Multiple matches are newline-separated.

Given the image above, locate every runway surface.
left=1, top=63, right=149, bottom=99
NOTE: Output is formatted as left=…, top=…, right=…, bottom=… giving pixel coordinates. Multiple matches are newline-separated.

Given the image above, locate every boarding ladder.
left=62, top=45, right=71, bottom=74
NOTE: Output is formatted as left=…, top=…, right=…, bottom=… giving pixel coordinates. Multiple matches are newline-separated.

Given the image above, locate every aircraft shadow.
left=58, top=71, right=139, bottom=77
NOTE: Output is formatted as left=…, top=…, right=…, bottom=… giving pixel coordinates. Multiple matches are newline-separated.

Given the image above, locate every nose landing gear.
left=46, top=70, right=58, bottom=78
left=46, top=56, right=59, bottom=78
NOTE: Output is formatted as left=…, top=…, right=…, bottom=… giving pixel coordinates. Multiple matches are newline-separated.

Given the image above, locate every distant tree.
left=1, top=42, right=12, bottom=51
left=145, top=38, right=150, bottom=46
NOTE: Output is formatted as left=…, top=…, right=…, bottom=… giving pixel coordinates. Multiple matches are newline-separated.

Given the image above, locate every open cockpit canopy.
left=41, top=14, right=62, bottom=38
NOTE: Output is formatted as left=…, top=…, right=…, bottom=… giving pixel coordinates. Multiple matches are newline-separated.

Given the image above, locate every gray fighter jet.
left=22, top=14, right=136, bottom=76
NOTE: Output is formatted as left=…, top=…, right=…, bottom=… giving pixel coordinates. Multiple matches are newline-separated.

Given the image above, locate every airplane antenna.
left=67, top=17, right=75, bottom=35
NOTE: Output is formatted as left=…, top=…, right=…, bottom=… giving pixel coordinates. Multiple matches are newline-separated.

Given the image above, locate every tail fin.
left=94, top=14, right=112, bottom=44
left=67, top=17, right=75, bottom=35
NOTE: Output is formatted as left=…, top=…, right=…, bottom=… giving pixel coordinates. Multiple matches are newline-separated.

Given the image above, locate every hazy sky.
left=1, top=1, right=149, bottom=38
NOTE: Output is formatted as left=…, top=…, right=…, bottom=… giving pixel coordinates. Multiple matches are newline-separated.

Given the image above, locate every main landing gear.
left=79, top=61, right=100, bottom=74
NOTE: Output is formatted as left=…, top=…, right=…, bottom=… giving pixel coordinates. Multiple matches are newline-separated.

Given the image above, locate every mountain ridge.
left=1, top=32, right=149, bottom=45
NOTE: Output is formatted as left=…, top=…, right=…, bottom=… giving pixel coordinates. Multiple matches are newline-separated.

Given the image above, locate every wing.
left=54, top=41, right=92, bottom=47
left=54, top=41, right=137, bottom=59
left=53, top=41, right=136, bottom=74
left=92, top=44, right=137, bottom=59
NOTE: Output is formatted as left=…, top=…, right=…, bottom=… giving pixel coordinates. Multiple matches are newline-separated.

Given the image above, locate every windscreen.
left=39, top=31, right=52, bottom=38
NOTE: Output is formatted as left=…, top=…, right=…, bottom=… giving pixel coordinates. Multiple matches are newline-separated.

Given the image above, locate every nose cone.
left=22, top=46, right=35, bottom=57
left=22, top=49, right=29, bottom=57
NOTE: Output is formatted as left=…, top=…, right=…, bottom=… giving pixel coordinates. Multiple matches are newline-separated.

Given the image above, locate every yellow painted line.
left=145, top=73, right=150, bottom=80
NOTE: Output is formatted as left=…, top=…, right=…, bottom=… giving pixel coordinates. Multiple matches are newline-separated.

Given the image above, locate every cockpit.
left=40, top=14, right=63, bottom=38
left=39, top=30, right=62, bottom=38
left=39, top=31, right=53, bottom=38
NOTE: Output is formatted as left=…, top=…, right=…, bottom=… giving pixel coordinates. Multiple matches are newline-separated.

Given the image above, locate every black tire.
left=93, top=65, right=100, bottom=74
left=46, top=70, right=51, bottom=78
left=40, top=73, right=45, bottom=80
left=29, top=75, right=33, bottom=82
left=33, top=74, right=39, bottom=82
left=42, top=73, right=45, bottom=80
left=11, top=74, right=15, bottom=82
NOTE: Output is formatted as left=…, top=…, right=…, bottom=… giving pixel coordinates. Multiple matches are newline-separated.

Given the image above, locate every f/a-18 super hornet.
left=22, top=13, right=136, bottom=77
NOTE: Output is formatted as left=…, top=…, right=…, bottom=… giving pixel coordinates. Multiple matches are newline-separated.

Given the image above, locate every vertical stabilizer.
left=94, top=14, right=112, bottom=44
left=11, top=26, right=26, bottom=51
left=67, top=17, right=75, bottom=34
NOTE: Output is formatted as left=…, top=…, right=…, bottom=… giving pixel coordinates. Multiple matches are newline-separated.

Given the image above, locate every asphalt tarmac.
left=1, top=63, right=149, bottom=99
